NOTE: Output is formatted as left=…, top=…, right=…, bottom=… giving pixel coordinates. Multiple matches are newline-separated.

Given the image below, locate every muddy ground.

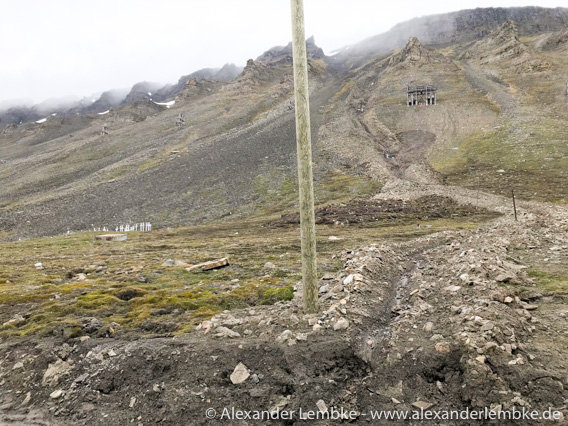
left=269, top=195, right=498, bottom=226
left=1, top=183, right=567, bottom=425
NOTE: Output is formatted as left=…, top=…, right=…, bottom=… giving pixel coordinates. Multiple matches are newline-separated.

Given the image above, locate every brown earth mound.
left=270, top=195, right=496, bottom=226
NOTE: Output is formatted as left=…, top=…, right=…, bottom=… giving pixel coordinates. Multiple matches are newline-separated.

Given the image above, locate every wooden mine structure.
left=407, top=84, right=437, bottom=106
left=176, top=113, right=186, bottom=128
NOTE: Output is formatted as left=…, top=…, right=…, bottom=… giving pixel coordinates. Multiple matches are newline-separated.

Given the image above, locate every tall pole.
left=512, top=189, right=518, bottom=221
left=290, top=0, right=318, bottom=313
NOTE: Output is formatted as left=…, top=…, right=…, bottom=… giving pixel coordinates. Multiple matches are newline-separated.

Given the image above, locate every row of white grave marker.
left=89, top=223, right=152, bottom=233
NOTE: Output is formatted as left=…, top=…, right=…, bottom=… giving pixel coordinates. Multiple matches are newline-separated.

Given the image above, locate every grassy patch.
left=431, top=119, right=568, bottom=202
left=333, top=81, right=355, bottom=101
left=527, top=268, right=568, bottom=293
left=0, top=197, right=497, bottom=339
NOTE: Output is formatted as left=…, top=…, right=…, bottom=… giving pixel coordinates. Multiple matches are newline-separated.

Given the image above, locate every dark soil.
left=269, top=195, right=498, bottom=226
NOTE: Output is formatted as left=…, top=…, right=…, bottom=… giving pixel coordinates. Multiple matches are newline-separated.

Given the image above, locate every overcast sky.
left=0, top=0, right=565, bottom=106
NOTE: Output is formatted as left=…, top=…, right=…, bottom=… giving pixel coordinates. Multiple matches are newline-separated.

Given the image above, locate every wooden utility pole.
left=512, top=189, right=518, bottom=221
left=290, top=0, right=318, bottom=313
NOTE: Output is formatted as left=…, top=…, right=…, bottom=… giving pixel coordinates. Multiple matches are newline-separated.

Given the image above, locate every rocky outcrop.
left=338, top=6, right=568, bottom=61
left=460, top=21, right=528, bottom=64
left=540, top=26, right=568, bottom=51
left=387, top=37, right=451, bottom=69
left=256, top=36, right=325, bottom=64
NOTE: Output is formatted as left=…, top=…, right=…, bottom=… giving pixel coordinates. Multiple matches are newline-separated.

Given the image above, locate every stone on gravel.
left=412, top=400, right=434, bottom=410
left=263, top=262, right=276, bottom=269
left=230, top=362, right=250, bottom=384
left=343, top=274, right=354, bottom=285
left=333, top=318, right=349, bottom=331
left=275, top=330, right=293, bottom=344
left=214, top=326, right=240, bottom=338
left=316, top=399, right=328, bottom=412
left=435, top=342, right=451, bottom=353
left=21, top=392, right=31, bottom=407
left=42, top=359, right=73, bottom=387
left=50, top=390, right=63, bottom=399
left=495, top=273, right=513, bottom=283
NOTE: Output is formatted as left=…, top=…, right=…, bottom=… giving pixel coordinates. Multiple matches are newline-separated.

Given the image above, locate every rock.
left=318, top=285, right=329, bottom=294
left=80, top=336, right=90, bottom=342
left=476, top=356, right=486, bottom=363
left=34, top=262, right=44, bottom=269
left=230, top=362, right=250, bottom=384
left=74, top=373, right=89, bottom=384
left=3, top=314, right=25, bottom=326
left=312, top=324, right=322, bottom=333
left=412, top=400, right=434, bottom=410
left=343, top=274, right=354, bottom=285
left=263, top=262, right=276, bottom=269
left=435, top=342, right=451, bottom=353
left=353, top=274, right=364, bottom=282
left=495, top=273, right=513, bottom=283
left=76, top=273, right=87, bottom=281
left=42, top=359, right=73, bottom=387
left=13, top=362, right=24, bottom=370
left=504, top=296, right=514, bottom=304
left=333, top=318, right=349, bottom=331
left=480, top=321, right=495, bottom=332
left=524, top=304, right=538, bottom=311
left=20, top=392, right=31, bottom=407
left=129, top=397, right=136, bottom=408
left=328, top=236, right=340, bottom=241
left=459, top=273, right=470, bottom=282
left=81, top=317, right=103, bottom=334
left=270, top=396, right=291, bottom=412
left=50, top=390, right=63, bottom=399
left=322, top=273, right=335, bottom=280
left=308, top=318, right=318, bottom=326
left=161, top=259, right=175, bottom=267
left=296, top=333, right=308, bottom=341
left=316, top=399, right=328, bottom=412
left=214, top=326, right=240, bottom=338
left=423, top=322, right=434, bottom=332
left=95, top=234, right=127, bottom=241
left=107, top=349, right=117, bottom=357
left=276, top=330, right=293, bottom=344
left=444, top=285, right=462, bottom=292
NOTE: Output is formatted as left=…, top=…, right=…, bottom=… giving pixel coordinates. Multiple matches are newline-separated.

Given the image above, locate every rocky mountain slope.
left=1, top=12, right=568, bottom=240
left=0, top=64, right=243, bottom=127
